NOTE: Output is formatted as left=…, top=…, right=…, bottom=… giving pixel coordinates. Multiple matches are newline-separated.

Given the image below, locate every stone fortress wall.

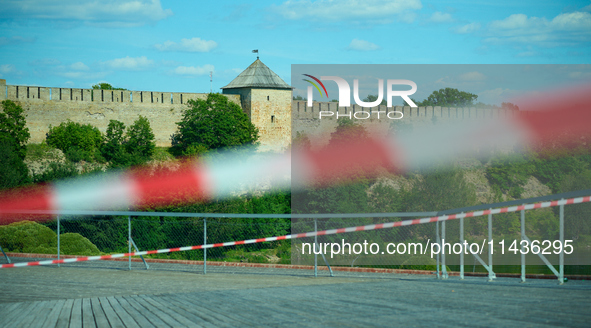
left=0, top=79, right=516, bottom=151
left=292, top=100, right=517, bottom=148
left=0, top=79, right=240, bottom=147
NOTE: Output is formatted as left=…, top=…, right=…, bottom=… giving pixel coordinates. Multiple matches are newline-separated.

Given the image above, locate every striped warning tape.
left=2, top=195, right=589, bottom=269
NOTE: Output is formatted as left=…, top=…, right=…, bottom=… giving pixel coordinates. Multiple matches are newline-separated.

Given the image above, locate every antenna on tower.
left=209, top=71, right=213, bottom=93
left=252, top=49, right=259, bottom=59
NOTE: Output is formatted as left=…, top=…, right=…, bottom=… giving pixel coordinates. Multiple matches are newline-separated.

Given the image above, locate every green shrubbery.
left=0, top=100, right=30, bottom=160
left=33, top=161, right=79, bottom=183
left=399, top=256, right=450, bottom=272
left=46, top=120, right=103, bottom=162
left=44, top=116, right=155, bottom=168
left=0, top=100, right=31, bottom=189
left=171, top=93, right=259, bottom=156
left=0, top=140, right=31, bottom=189
left=101, top=117, right=156, bottom=168
left=0, top=221, right=102, bottom=255
left=59, top=233, right=101, bottom=256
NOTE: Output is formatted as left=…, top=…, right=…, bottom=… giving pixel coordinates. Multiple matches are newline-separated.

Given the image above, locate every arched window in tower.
left=267, top=96, right=269, bottom=101
left=271, top=115, right=275, bottom=123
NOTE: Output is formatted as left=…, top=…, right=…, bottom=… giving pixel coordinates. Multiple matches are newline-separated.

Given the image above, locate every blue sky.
left=0, top=0, right=590, bottom=96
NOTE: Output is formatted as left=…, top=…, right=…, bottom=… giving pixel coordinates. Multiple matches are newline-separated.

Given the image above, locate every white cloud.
left=172, top=65, right=215, bottom=76
left=270, top=0, right=422, bottom=24
left=516, top=51, right=539, bottom=57
left=346, top=39, right=380, bottom=51
left=29, top=58, right=61, bottom=66
left=477, top=88, right=521, bottom=106
left=429, top=11, right=453, bottom=23
left=154, top=38, right=218, bottom=52
left=489, top=14, right=530, bottom=30
left=453, top=22, right=480, bottom=34
left=459, top=71, right=486, bottom=82
left=70, top=62, right=89, bottom=71
left=568, top=70, right=591, bottom=80
left=0, top=36, right=36, bottom=46
left=102, top=56, right=154, bottom=70
left=0, top=0, right=173, bottom=27
left=57, top=71, right=107, bottom=80
left=0, top=64, right=24, bottom=78
left=0, top=64, right=16, bottom=75
left=484, top=11, right=591, bottom=46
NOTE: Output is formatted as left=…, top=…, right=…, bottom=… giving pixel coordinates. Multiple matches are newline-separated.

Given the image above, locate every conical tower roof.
left=221, top=59, right=291, bottom=90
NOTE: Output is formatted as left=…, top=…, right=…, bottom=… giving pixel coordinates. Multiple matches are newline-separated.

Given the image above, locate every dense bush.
left=0, top=100, right=30, bottom=160
left=0, top=220, right=102, bottom=255
left=101, top=117, right=155, bottom=168
left=486, top=153, right=534, bottom=199
left=102, top=120, right=126, bottom=163
left=32, top=161, right=79, bottom=184
left=559, top=169, right=591, bottom=242
left=0, top=139, right=31, bottom=189
left=0, top=220, right=56, bottom=254
left=126, top=116, right=156, bottom=162
left=171, top=93, right=259, bottom=156
left=46, top=121, right=103, bottom=162
left=0, top=100, right=31, bottom=189
left=59, top=233, right=102, bottom=255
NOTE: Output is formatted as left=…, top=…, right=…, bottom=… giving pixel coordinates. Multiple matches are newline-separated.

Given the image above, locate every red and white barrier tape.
left=2, top=195, right=589, bottom=269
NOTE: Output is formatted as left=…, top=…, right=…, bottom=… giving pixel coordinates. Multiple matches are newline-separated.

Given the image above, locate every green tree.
left=101, top=120, right=126, bottom=163
left=171, top=93, right=259, bottom=155
left=406, top=168, right=477, bottom=212
left=126, top=116, right=156, bottom=162
left=502, top=102, right=519, bottom=111
left=92, top=83, right=127, bottom=90
left=0, top=100, right=31, bottom=189
left=363, top=94, right=387, bottom=106
left=32, top=161, right=78, bottom=184
left=0, top=140, right=31, bottom=189
left=292, top=131, right=312, bottom=150
left=559, top=170, right=591, bottom=241
left=329, top=118, right=369, bottom=146
left=418, top=88, right=478, bottom=107
left=0, top=100, right=30, bottom=160
left=46, top=121, right=103, bottom=162
left=101, top=117, right=155, bottom=167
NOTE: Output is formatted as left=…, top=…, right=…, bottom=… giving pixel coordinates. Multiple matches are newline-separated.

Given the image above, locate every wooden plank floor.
left=1, top=264, right=591, bottom=327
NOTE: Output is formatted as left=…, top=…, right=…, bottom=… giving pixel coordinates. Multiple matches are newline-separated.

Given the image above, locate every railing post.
left=314, top=218, right=318, bottom=278
left=460, top=216, right=464, bottom=280
left=57, top=215, right=60, bottom=268
left=0, top=244, right=9, bottom=264
left=488, top=211, right=494, bottom=281
left=520, top=209, right=526, bottom=283
left=436, top=220, right=440, bottom=279
left=442, top=220, right=448, bottom=279
left=559, top=202, right=564, bottom=284
left=203, top=218, right=207, bottom=275
left=128, top=216, right=131, bottom=271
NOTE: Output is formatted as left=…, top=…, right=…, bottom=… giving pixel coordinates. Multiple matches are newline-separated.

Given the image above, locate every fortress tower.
left=221, top=59, right=292, bottom=152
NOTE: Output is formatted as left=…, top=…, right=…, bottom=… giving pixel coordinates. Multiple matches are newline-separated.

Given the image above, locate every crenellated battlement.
left=0, top=79, right=241, bottom=147
left=0, top=80, right=229, bottom=106
left=0, top=78, right=518, bottom=151
left=291, top=100, right=515, bottom=121
left=291, top=100, right=518, bottom=149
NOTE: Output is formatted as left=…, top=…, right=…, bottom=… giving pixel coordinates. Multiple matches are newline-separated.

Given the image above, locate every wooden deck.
left=1, top=262, right=591, bottom=327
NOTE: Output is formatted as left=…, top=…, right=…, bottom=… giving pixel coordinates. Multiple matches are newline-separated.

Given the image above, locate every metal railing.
left=1, top=188, right=589, bottom=284
left=435, top=188, right=591, bottom=284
